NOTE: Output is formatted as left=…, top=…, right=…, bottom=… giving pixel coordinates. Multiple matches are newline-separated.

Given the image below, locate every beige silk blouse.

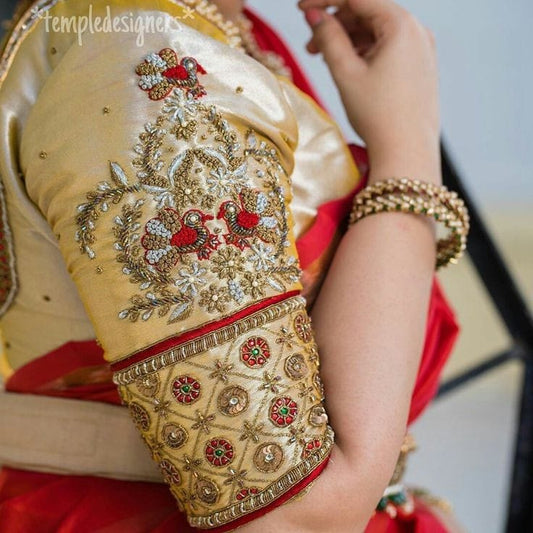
left=0, top=0, right=361, bottom=528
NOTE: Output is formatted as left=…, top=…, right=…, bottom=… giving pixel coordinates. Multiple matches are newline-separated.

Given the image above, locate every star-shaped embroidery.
left=260, top=371, right=282, bottom=394
left=240, top=421, right=264, bottom=443
left=209, top=360, right=233, bottom=383
left=224, top=467, right=248, bottom=488
left=192, top=411, right=216, bottom=434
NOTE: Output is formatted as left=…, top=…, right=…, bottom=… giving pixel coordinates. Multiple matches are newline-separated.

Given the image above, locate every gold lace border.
left=189, top=425, right=334, bottom=529
left=113, top=296, right=307, bottom=385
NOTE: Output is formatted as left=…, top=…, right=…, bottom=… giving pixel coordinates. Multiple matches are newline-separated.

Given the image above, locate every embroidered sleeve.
left=20, top=16, right=332, bottom=530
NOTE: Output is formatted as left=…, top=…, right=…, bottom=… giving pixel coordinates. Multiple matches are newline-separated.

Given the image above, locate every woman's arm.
left=239, top=1, right=443, bottom=531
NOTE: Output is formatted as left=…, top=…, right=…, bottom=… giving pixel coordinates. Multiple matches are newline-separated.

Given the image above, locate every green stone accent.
left=280, top=407, right=289, bottom=415
left=215, top=449, right=224, bottom=457
left=182, top=385, right=191, bottom=393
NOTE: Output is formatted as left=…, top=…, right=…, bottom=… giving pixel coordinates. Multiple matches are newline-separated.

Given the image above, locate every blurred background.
left=1, top=1, right=532, bottom=531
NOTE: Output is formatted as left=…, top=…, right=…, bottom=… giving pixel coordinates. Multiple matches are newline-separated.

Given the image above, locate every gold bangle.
left=349, top=178, right=470, bottom=269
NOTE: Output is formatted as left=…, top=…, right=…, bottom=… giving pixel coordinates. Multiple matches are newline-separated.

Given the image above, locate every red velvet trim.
left=210, top=455, right=330, bottom=533
left=111, top=291, right=300, bottom=371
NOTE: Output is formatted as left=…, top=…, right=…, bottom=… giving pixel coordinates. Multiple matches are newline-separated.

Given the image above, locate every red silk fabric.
left=0, top=8, right=456, bottom=532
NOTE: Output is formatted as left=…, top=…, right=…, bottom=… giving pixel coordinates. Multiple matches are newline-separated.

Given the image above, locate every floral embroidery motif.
left=136, top=49, right=207, bottom=100
left=293, top=312, right=313, bottom=344
left=116, top=299, right=333, bottom=529
left=284, top=353, right=309, bottom=381
left=217, top=386, right=249, bottom=416
left=135, top=374, right=160, bottom=397
left=195, top=478, right=220, bottom=505
left=269, top=397, right=298, bottom=427
left=301, top=439, right=323, bottom=460
left=253, top=443, right=284, bottom=473
left=75, top=64, right=301, bottom=323
left=162, top=423, right=189, bottom=449
left=159, top=459, right=182, bottom=485
left=172, top=376, right=201, bottom=404
left=236, top=487, right=259, bottom=501
left=205, top=438, right=235, bottom=467
left=129, top=402, right=151, bottom=431
left=240, top=336, right=271, bottom=368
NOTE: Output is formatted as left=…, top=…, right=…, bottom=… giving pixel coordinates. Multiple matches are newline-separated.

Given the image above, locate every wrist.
left=365, top=133, right=442, bottom=185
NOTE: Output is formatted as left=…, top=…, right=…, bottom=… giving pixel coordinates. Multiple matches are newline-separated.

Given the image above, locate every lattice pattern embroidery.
left=75, top=50, right=300, bottom=324
left=117, top=297, right=333, bottom=529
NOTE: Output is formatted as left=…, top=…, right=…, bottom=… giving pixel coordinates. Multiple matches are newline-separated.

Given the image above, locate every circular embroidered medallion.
left=253, top=443, right=284, bottom=473
left=236, top=487, right=260, bottom=501
left=159, top=459, right=181, bottom=485
left=205, top=438, right=235, bottom=467
left=309, top=405, right=329, bottom=427
left=195, top=477, right=220, bottom=505
left=135, top=373, right=160, bottom=397
left=240, top=337, right=271, bottom=368
left=284, top=353, right=309, bottom=380
left=129, top=402, right=151, bottom=432
left=301, top=439, right=323, bottom=460
left=269, top=397, right=298, bottom=427
left=172, top=376, right=201, bottom=404
left=217, top=386, right=249, bottom=416
left=162, top=423, right=188, bottom=449
left=293, top=312, right=313, bottom=343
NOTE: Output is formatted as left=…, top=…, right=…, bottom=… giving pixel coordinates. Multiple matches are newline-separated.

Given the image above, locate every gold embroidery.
left=0, top=179, right=18, bottom=317
left=117, top=299, right=333, bottom=528
left=75, top=83, right=300, bottom=324
left=113, top=296, right=306, bottom=384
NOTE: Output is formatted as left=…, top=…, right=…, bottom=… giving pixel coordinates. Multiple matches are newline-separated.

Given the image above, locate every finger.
left=304, top=9, right=365, bottom=76
left=300, top=0, right=400, bottom=20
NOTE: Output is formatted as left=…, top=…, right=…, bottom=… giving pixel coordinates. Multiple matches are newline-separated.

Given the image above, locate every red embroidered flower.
left=293, top=312, right=313, bottom=343
left=236, top=487, right=260, bottom=501
left=172, top=376, right=201, bottom=404
left=301, top=439, right=323, bottom=460
left=136, top=48, right=207, bottom=100
left=240, top=337, right=271, bottom=368
left=269, top=397, right=298, bottom=427
left=205, top=438, right=235, bottom=467
left=141, top=208, right=219, bottom=272
left=159, top=459, right=182, bottom=485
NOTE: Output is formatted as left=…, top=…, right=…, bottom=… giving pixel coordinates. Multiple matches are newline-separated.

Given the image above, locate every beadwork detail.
left=117, top=299, right=333, bottom=529
left=293, top=312, right=313, bottom=344
left=240, top=336, right=271, bottom=368
left=172, top=376, right=201, bottom=404
left=136, top=49, right=207, bottom=101
left=236, top=487, right=259, bottom=501
left=301, top=439, right=322, bottom=460
left=129, top=402, right=151, bottom=432
left=284, top=353, right=309, bottom=380
left=159, top=459, right=182, bottom=485
left=195, top=477, right=220, bottom=504
left=253, top=442, right=284, bottom=473
left=269, top=397, right=298, bottom=427
left=205, top=438, right=235, bottom=467
left=162, top=423, right=189, bottom=449
left=136, top=374, right=160, bottom=397
left=75, top=78, right=300, bottom=324
left=217, top=386, right=249, bottom=416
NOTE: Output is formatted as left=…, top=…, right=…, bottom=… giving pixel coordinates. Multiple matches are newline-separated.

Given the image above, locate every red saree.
left=0, top=8, right=458, bottom=533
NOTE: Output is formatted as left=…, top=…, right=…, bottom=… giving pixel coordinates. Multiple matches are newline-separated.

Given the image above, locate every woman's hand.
left=298, top=0, right=441, bottom=183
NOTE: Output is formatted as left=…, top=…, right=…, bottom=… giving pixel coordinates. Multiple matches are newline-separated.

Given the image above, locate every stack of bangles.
left=349, top=178, right=470, bottom=269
